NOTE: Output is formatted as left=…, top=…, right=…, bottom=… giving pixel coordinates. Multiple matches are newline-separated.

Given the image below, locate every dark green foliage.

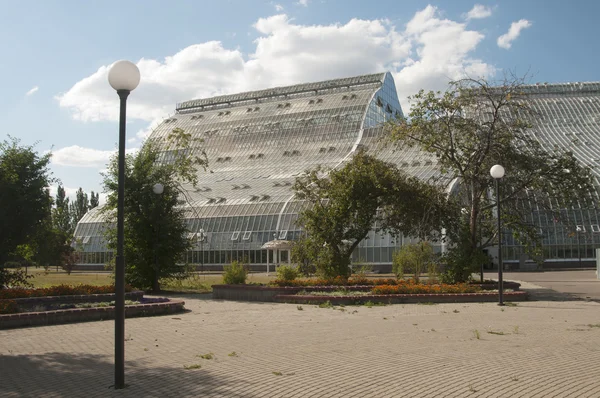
left=53, top=185, right=72, bottom=236
left=0, top=266, right=33, bottom=289
left=0, top=137, right=53, bottom=264
left=222, top=260, right=248, bottom=284
left=276, top=265, right=299, bottom=282
left=293, top=151, right=451, bottom=279
left=89, top=191, right=99, bottom=209
left=70, top=187, right=89, bottom=227
left=392, top=242, right=438, bottom=282
left=388, top=75, right=594, bottom=282
left=102, top=128, right=207, bottom=292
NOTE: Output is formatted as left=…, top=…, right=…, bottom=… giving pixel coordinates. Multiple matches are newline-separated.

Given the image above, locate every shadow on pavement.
left=519, top=285, right=588, bottom=302
left=0, top=352, right=254, bottom=397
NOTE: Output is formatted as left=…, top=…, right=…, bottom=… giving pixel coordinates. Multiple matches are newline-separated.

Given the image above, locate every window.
left=279, top=230, right=288, bottom=240
left=376, top=97, right=383, bottom=107
left=316, top=98, right=323, bottom=103
left=576, top=225, right=586, bottom=233
left=243, top=231, right=252, bottom=241
left=231, top=231, right=240, bottom=241
left=82, top=236, right=91, bottom=244
left=591, top=224, right=600, bottom=233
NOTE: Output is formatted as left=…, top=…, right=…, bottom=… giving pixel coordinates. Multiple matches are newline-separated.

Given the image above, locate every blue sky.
left=1, top=0, right=599, bottom=202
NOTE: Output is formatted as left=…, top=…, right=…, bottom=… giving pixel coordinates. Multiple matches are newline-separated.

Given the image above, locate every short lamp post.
left=152, top=183, right=164, bottom=293
left=108, top=60, right=140, bottom=389
left=198, top=229, right=206, bottom=273
left=490, top=164, right=505, bottom=306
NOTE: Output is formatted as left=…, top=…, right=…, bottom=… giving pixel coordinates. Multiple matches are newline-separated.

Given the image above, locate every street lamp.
left=152, top=183, right=164, bottom=293
left=198, top=229, right=206, bottom=273
left=108, top=60, right=140, bottom=389
left=490, top=164, right=505, bottom=306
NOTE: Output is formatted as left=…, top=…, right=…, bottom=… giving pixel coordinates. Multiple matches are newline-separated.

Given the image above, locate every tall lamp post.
left=490, top=164, right=505, bottom=306
left=198, top=229, right=206, bottom=273
left=153, top=183, right=164, bottom=293
left=108, top=60, right=140, bottom=389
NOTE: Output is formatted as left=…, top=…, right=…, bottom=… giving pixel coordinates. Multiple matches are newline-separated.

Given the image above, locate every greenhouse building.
left=74, top=73, right=600, bottom=271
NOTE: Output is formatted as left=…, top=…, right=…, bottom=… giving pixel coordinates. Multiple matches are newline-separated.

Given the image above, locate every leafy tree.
left=388, top=75, right=593, bottom=281
left=53, top=184, right=73, bottom=236
left=0, top=137, right=53, bottom=264
left=392, top=241, right=438, bottom=283
left=70, top=187, right=89, bottom=227
left=293, top=150, right=451, bottom=278
left=102, top=128, right=207, bottom=292
left=89, top=191, right=100, bottom=209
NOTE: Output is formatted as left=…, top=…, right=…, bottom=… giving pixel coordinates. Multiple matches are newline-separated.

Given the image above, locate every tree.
left=102, top=128, right=207, bottom=292
left=292, top=150, right=452, bottom=278
left=388, top=75, right=593, bottom=281
left=0, top=137, right=53, bottom=264
left=53, top=184, right=72, bottom=236
left=70, top=188, right=89, bottom=227
left=89, top=191, right=99, bottom=209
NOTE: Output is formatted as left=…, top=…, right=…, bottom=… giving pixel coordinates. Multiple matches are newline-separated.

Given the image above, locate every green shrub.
left=0, top=267, right=33, bottom=290
left=222, top=260, right=248, bottom=284
left=3, top=261, right=22, bottom=269
left=276, top=265, right=299, bottom=282
left=392, top=242, right=437, bottom=283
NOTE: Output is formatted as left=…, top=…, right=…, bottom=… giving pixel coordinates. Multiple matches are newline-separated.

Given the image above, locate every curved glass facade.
left=74, top=75, right=600, bottom=269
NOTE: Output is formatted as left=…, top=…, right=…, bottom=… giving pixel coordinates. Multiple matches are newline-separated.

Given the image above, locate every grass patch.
left=272, top=371, right=283, bottom=376
left=318, top=301, right=333, bottom=309
left=473, top=329, right=481, bottom=340
left=183, top=364, right=201, bottom=370
left=588, top=324, right=600, bottom=328
left=504, top=302, right=518, bottom=307
left=487, top=330, right=505, bottom=335
left=296, top=305, right=303, bottom=311
left=228, top=352, right=238, bottom=357
left=28, top=269, right=113, bottom=288
left=197, top=353, right=214, bottom=360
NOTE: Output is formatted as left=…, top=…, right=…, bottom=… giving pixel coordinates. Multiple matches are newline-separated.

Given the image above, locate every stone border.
left=275, top=291, right=528, bottom=305
left=6, top=291, right=145, bottom=311
left=0, top=299, right=186, bottom=330
left=212, top=283, right=525, bottom=303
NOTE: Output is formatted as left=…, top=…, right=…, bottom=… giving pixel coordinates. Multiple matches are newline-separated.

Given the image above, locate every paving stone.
left=1, top=291, right=600, bottom=397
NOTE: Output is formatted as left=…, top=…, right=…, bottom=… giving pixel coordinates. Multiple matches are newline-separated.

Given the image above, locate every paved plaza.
left=2, top=274, right=600, bottom=397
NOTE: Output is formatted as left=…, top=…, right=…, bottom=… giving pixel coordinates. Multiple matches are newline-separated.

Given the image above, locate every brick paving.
left=2, top=285, right=600, bottom=397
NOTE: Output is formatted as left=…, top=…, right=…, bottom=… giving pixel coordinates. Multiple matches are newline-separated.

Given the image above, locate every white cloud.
left=274, top=3, right=284, bottom=11
left=297, top=0, right=309, bottom=6
left=465, top=4, right=493, bottom=20
left=394, top=5, right=495, bottom=110
left=26, top=86, right=39, bottom=96
left=497, top=19, right=532, bottom=49
left=57, top=6, right=494, bottom=122
left=52, top=145, right=138, bottom=168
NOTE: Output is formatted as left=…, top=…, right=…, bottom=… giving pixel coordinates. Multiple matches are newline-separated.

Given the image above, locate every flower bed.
left=0, top=284, right=186, bottom=329
left=371, top=282, right=480, bottom=295
left=0, top=284, right=133, bottom=300
left=275, top=291, right=528, bottom=305
left=213, top=279, right=527, bottom=303
left=0, top=298, right=186, bottom=330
